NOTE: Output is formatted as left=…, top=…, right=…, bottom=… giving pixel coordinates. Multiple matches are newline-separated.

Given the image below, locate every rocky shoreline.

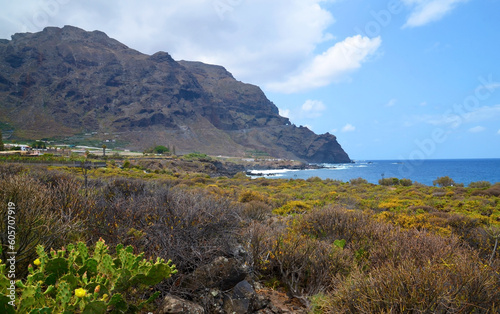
left=130, top=157, right=329, bottom=178
left=245, top=163, right=325, bottom=177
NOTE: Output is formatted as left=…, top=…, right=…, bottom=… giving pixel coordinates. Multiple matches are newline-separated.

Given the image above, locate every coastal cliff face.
left=0, top=25, right=351, bottom=163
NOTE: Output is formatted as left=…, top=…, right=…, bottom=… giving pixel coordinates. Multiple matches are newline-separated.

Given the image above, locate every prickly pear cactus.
left=0, top=238, right=176, bottom=313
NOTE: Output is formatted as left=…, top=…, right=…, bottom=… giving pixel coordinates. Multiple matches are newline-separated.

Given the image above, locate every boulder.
left=159, top=294, right=204, bottom=314
left=223, top=280, right=269, bottom=314
left=182, top=256, right=248, bottom=292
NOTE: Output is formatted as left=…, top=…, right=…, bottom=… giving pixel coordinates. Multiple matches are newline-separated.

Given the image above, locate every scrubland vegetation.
left=1, top=161, right=499, bottom=313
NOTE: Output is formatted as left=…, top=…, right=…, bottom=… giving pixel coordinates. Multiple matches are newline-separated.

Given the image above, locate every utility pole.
left=80, top=161, right=92, bottom=196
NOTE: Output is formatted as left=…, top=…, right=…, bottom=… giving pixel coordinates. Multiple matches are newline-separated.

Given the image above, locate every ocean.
left=248, top=159, right=500, bottom=186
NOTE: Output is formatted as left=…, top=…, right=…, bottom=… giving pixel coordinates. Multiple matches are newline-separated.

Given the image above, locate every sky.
left=1, top=0, right=499, bottom=160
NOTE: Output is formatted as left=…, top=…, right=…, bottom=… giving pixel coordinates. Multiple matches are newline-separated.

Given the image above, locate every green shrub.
left=31, top=141, right=47, bottom=149
left=306, top=176, right=323, bottom=183
left=349, top=177, right=368, bottom=185
left=433, top=176, right=457, bottom=187
left=399, top=178, right=413, bottom=186
left=378, top=178, right=413, bottom=186
left=182, top=152, right=210, bottom=160
left=379, top=177, right=400, bottom=186
left=152, top=145, right=169, bottom=154
left=469, top=181, right=491, bottom=188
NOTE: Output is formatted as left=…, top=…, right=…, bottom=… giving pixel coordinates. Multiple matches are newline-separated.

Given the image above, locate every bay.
left=249, top=159, right=500, bottom=186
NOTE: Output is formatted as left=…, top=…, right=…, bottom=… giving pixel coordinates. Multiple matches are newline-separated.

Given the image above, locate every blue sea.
left=248, top=159, right=500, bottom=186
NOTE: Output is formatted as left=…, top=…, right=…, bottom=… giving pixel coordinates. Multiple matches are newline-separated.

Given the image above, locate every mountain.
left=0, top=26, right=351, bottom=163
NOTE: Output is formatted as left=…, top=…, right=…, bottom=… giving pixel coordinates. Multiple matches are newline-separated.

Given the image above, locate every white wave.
left=330, top=165, right=351, bottom=170
left=249, top=173, right=285, bottom=179
left=247, top=169, right=298, bottom=175
left=318, top=163, right=337, bottom=168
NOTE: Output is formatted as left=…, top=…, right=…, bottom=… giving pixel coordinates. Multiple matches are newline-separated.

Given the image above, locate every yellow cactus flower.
left=75, top=288, right=87, bottom=298
left=33, top=258, right=41, bottom=266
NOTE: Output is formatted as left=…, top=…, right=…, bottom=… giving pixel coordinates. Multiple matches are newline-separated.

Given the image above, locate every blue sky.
left=1, top=0, right=499, bottom=160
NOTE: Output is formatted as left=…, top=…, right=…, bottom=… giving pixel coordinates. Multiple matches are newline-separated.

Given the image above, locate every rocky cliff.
left=0, top=26, right=351, bottom=163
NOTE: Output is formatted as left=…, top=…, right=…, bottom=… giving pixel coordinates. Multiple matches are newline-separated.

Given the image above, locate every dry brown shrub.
left=486, top=185, right=500, bottom=197
left=329, top=250, right=500, bottom=313
left=0, top=171, right=85, bottom=277
left=241, top=200, right=273, bottom=221
left=243, top=220, right=349, bottom=303
left=368, top=227, right=462, bottom=269
left=269, top=233, right=344, bottom=298
left=243, top=222, right=285, bottom=273
left=336, top=196, right=361, bottom=210
left=287, top=206, right=500, bottom=312
left=85, top=180, right=243, bottom=275
left=407, top=205, right=436, bottom=213
left=102, top=176, right=146, bottom=199
left=294, top=206, right=372, bottom=243
left=470, top=184, right=500, bottom=197
left=0, top=163, right=27, bottom=178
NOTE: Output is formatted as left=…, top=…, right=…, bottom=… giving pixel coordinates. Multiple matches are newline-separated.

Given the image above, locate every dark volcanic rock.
left=181, top=256, right=248, bottom=292
left=0, top=26, right=351, bottom=163
left=160, top=294, right=204, bottom=314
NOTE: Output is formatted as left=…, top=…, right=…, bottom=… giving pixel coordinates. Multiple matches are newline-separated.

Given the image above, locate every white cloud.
left=476, top=83, right=500, bottom=93
left=300, top=99, right=327, bottom=118
left=302, top=100, right=326, bottom=112
left=385, top=98, right=397, bottom=107
left=402, top=0, right=469, bottom=28
left=0, top=0, right=339, bottom=88
left=468, top=126, right=485, bottom=133
left=341, top=123, right=356, bottom=132
left=267, top=35, right=381, bottom=93
left=425, top=41, right=447, bottom=53
left=497, top=129, right=500, bottom=135
left=279, top=108, right=291, bottom=118
left=420, top=104, right=500, bottom=127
